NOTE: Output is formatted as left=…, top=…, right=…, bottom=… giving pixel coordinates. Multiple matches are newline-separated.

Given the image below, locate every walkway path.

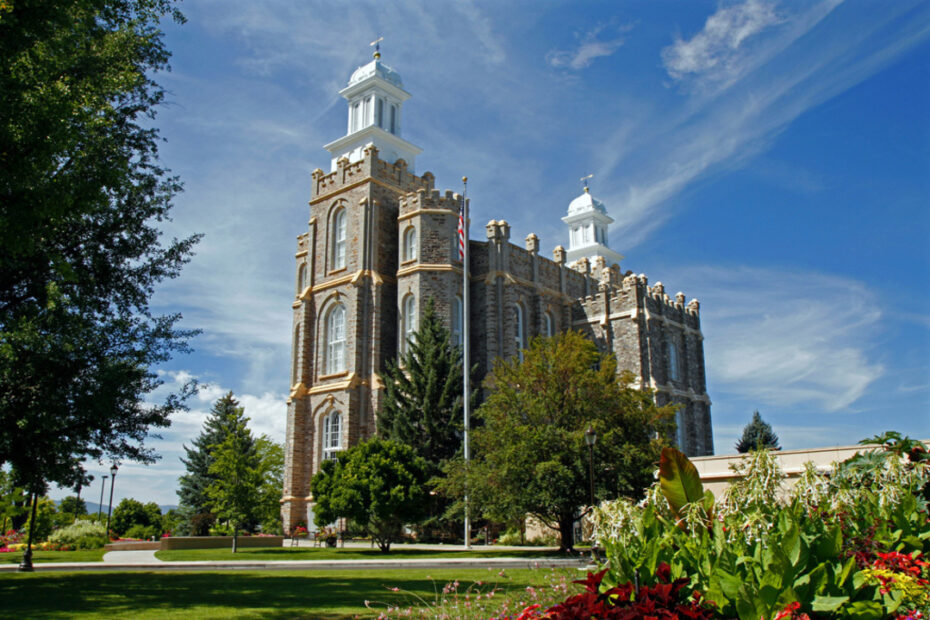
left=102, top=550, right=160, bottom=564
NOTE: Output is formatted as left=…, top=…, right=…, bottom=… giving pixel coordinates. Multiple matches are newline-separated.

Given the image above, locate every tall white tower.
left=562, top=184, right=624, bottom=266
left=323, top=46, right=422, bottom=172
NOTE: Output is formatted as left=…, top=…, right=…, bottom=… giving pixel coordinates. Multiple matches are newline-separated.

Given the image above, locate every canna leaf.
left=659, top=446, right=705, bottom=518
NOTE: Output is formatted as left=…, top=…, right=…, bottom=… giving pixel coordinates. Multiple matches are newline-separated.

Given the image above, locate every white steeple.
left=562, top=178, right=623, bottom=267
left=324, top=41, right=422, bottom=172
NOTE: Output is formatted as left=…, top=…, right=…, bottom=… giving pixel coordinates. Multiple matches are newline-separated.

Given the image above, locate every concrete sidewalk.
left=0, top=555, right=584, bottom=573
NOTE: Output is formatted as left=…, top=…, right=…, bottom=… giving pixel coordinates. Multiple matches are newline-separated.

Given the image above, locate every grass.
left=0, top=566, right=581, bottom=619
left=0, top=548, right=106, bottom=564
left=154, top=545, right=574, bottom=562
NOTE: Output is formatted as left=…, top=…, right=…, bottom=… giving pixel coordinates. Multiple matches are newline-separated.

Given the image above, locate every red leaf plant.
left=499, top=563, right=718, bottom=619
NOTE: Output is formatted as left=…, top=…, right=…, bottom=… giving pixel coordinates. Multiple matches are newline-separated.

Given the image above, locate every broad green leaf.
left=844, top=600, right=883, bottom=620
left=659, top=446, right=704, bottom=517
left=811, top=595, right=849, bottom=612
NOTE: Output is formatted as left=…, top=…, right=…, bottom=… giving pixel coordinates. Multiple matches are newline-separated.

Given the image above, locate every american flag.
left=457, top=201, right=465, bottom=261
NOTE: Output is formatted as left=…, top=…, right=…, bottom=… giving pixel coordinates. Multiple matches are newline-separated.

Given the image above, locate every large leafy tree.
left=735, top=411, right=780, bottom=453
left=254, top=435, right=285, bottom=534
left=177, top=392, right=253, bottom=516
left=0, top=0, right=198, bottom=511
left=310, top=438, right=430, bottom=553
left=443, top=331, right=675, bottom=551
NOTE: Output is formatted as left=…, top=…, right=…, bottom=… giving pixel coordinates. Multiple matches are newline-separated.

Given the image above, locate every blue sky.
left=52, top=0, right=930, bottom=507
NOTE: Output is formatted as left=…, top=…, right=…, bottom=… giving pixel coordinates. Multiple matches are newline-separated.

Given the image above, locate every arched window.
left=326, top=304, right=346, bottom=374
left=332, top=208, right=346, bottom=270
left=401, top=294, right=416, bottom=353
left=376, top=98, right=384, bottom=128
left=322, top=411, right=342, bottom=461
left=292, top=325, right=301, bottom=385
left=297, top=263, right=307, bottom=294
left=403, top=226, right=417, bottom=262
left=390, top=105, right=396, bottom=134
left=667, top=340, right=680, bottom=382
left=513, top=303, right=525, bottom=362
left=452, top=296, right=463, bottom=347
left=543, top=311, right=553, bottom=337
left=351, top=102, right=360, bottom=132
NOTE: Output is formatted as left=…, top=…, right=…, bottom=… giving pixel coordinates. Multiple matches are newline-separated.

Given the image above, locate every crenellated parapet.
left=311, top=145, right=433, bottom=202
left=398, top=187, right=463, bottom=218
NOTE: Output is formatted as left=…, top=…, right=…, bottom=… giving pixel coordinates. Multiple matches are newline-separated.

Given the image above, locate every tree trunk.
left=232, top=524, right=238, bottom=553
left=557, top=512, right=575, bottom=552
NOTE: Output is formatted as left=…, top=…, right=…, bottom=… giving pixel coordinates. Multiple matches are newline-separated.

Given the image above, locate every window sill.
left=327, top=267, right=348, bottom=277
left=319, top=371, right=349, bottom=381
left=400, top=258, right=417, bottom=266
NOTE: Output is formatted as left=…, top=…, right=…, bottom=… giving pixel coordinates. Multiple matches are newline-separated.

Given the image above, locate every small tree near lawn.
left=205, top=413, right=261, bottom=553
left=310, top=438, right=430, bottom=552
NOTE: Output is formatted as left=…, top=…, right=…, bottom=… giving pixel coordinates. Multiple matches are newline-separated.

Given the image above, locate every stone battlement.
left=311, top=145, right=433, bottom=202
left=398, top=187, right=463, bottom=217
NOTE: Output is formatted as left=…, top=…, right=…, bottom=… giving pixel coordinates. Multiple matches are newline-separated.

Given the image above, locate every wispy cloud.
left=662, top=0, right=784, bottom=85
left=547, top=22, right=633, bottom=70
left=672, top=266, right=884, bottom=412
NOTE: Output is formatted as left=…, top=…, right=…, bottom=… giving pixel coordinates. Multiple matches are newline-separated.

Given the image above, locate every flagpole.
left=461, top=176, right=471, bottom=550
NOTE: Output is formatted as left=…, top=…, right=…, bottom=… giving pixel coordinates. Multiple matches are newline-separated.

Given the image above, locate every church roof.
left=349, top=59, right=403, bottom=88
left=567, top=190, right=607, bottom=216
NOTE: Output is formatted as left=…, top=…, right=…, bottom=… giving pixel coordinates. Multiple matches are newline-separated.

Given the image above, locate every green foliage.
left=160, top=507, right=188, bottom=536
left=47, top=519, right=107, bottom=549
left=111, top=498, right=162, bottom=537
left=735, top=410, right=780, bottom=453
left=593, top=437, right=930, bottom=619
left=0, top=470, right=27, bottom=531
left=205, top=409, right=262, bottom=552
left=0, top=0, right=198, bottom=500
left=254, top=435, right=285, bottom=534
left=178, top=392, right=253, bottom=515
left=23, top=496, right=57, bottom=542
left=310, top=438, right=431, bottom=552
left=442, top=331, right=675, bottom=551
left=58, top=495, right=87, bottom=517
left=377, top=299, right=472, bottom=467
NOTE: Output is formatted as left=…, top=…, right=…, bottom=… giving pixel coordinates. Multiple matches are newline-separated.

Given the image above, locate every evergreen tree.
left=735, top=411, right=780, bottom=453
left=377, top=298, right=472, bottom=467
left=206, top=413, right=261, bottom=553
left=177, top=392, right=253, bottom=515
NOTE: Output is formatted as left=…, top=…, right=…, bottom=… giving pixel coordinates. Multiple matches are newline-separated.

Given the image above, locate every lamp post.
left=105, top=464, right=118, bottom=538
left=98, top=475, right=108, bottom=522
left=584, top=427, right=597, bottom=561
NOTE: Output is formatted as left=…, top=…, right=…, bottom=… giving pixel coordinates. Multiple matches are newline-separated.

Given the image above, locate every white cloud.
left=673, top=266, right=884, bottom=412
left=662, top=0, right=784, bottom=83
left=548, top=22, right=632, bottom=70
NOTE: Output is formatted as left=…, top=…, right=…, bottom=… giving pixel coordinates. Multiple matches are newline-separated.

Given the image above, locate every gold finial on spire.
left=581, top=173, right=594, bottom=192
left=370, top=36, right=383, bottom=59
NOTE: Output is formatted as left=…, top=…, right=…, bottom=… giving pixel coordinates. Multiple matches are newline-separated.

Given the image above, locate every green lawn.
left=154, top=545, right=572, bottom=562
left=0, top=567, right=580, bottom=619
left=0, top=548, right=106, bottom=564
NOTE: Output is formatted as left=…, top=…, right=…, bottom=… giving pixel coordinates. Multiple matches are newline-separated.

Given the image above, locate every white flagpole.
left=462, top=176, right=471, bottom=550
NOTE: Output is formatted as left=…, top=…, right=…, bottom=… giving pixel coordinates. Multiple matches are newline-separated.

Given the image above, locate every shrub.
left=497, top=529, right=523, bottom=546
left=124, top=524, right=159, bottom=540
left=47, top=519, right=107, bottom=549
left=190, top=512, right=215, bottom=536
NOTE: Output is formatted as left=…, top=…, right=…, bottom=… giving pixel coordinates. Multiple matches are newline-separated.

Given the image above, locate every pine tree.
left=735, top=411, right=780, bottom=453
left=377, top=299, right=472, bottom=468
left=206, top=412, right=261, bottom=553
left=177, top=392, right=254, bottom=516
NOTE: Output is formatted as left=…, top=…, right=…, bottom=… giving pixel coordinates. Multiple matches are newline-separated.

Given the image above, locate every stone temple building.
left=281, top=51, right=713, bottom=531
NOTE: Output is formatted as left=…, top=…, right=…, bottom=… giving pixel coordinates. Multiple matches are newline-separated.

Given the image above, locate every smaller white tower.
left=324, top=42, right=423, bottom=172
left=562, top=180, right=624, bottom=267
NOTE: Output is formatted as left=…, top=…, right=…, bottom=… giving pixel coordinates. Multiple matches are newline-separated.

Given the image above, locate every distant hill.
left=55, top=500, right=179, bottom=514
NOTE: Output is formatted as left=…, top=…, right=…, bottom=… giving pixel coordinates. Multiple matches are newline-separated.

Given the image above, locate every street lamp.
left=584, top=427, right=597, bottom=561
left=98, top=475, right=108, bottom=522
left=105, top=464, right=118, bottom=538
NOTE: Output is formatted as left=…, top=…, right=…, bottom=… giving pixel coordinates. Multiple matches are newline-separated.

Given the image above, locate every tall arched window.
left=322, top=411, right=342, bottom=461
left=452, top=296, right=463, bottom=347
left=403, top=226, right=417, bottom=262
left=297, top=263, right=307, bottom=294
left=667, top=340, right=680, bottom=382
left=376, top=98, right=384, bottom=128
left=292, top=325, right=301, bottom=385
left=401, top=294, right=416, bottom=353
left=332, top=208, right=346, bottom=270
left=326, top=304, right=346, bottom=374
left=513, top=303, right=525, bottom=361
left=543, top=311, right=553, bottom=337
left=390, top=105, right=396, bottom=134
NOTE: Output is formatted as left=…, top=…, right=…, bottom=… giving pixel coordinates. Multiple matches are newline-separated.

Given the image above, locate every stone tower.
left=282, top=51, right=714, bottom=533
